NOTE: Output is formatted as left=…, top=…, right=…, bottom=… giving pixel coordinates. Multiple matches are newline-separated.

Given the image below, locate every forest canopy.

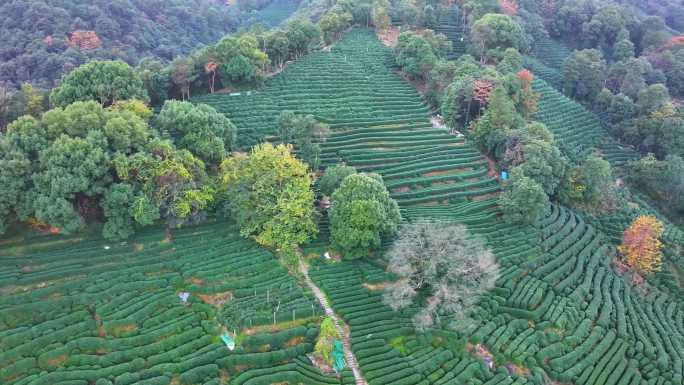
left=0, top=0, right=299, bottom=89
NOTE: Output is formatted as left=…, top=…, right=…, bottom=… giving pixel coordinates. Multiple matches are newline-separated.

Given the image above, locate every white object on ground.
left=178, top=292, right=189, bottom=302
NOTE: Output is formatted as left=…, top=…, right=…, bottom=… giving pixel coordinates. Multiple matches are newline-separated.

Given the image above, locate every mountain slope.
left=0, top=0, right=299, bottom=89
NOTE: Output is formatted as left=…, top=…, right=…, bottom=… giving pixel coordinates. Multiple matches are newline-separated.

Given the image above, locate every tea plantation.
left=0, top=224, right=349, bottom=385
left=2, top=28, right=684, bottom=385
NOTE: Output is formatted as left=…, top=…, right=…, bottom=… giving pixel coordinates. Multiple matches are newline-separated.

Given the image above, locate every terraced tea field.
left=3, top=28, right=684, bottom=385
left=435, top=6, right=468, bottom=59
left=248, top=0, right=301, bottom=27
left=311, top=200, right=684, bottom=385
left=200, top=28, right=684, bottom=385
left=0, top=224, right=353, bottom=385
left=523, top=56, right=563, bottom=89
left=195, top=29, right=499, bottom=205
left=530, top=37, right=571, bottom=72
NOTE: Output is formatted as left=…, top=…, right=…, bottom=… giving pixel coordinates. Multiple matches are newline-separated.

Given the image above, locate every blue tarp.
left=221, top=334, right=235, bottom=351
left=332, top=340, right=346, bottom=372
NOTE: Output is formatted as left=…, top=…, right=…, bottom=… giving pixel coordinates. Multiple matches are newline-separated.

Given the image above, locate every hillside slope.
left=0, top=0, right=299, bottom=89
left=0, top=224, right=347, bottom=385
left=3, top=28, right=684, bottom=385
left=206, top=28, right=684, bottom=385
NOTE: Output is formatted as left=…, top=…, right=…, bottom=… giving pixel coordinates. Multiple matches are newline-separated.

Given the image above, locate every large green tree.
left=513, top=139, right=567, bottom=195
left=582, top=5, right=628, bottom=56
left=212, top=34, right=270, bottom=87
left=440, top=55, right=493, bottom=129
left=629, top=154, right=684, bottom=214
left=1, top=101, right=153, bottom=234
left=329, top=173, right=401, bottom=259
left=470, top=13, right=524, bottom=63
left=114, top=139, right=213, bottom=233
left=0, top=140, right=31, bottom=234
left=277, top=111, right=330, bottom=170
left=561, top=153, right=613, bottom=206
left=472, top=85, right=525, bottom=159
left=563, top=49, right=607, bottom=102
left=156, top=100, right=237, bottom=164
left=395, top=32, right=439, bottom=78
left=498, top=167, right=548, bottom=224
left=319, top=165, right=357, bottom=196
left=502, top=122, right=567, bottom=195
left=50, top=61, right=149, bottom=108
left=220, top=143, right=318, bottom=254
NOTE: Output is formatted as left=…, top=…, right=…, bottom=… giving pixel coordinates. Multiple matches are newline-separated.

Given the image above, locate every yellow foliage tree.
left=220, top=143, right=318, bottom=255
left=21, top=82, right=44, bottom=118
left=618, top=215, right=664, bottom=274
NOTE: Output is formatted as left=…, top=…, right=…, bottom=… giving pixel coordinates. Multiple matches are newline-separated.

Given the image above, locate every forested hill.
left=0, top=0, right=299, bottom=89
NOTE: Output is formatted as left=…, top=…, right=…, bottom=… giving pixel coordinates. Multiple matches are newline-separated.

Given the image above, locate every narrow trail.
left=299, top=258, right=368, bottom=385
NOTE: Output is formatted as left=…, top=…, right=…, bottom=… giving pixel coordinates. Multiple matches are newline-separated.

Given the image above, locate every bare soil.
left=362, top=281, right=395, bottom=291
left=424, top=169, right=458, bottom=177
left=377, top=27, right=400, bottom=47
left=472, top=192, right=500, bottom=201
left=197, top=291, right=233, bottom=308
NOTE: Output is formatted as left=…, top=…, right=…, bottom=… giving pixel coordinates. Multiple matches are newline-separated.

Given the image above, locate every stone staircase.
left=300, top=259, right=368, bottom=385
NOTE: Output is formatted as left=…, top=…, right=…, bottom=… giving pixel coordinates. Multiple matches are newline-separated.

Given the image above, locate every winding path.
left=299, top=259, right=368, bottom=385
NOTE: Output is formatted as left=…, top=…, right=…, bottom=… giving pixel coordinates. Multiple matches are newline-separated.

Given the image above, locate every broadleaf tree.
left=383, top=221, right=499, bottom=330
left=329, top=173, right=401, bottom=259
left=220, top=143, right=318, bottom=256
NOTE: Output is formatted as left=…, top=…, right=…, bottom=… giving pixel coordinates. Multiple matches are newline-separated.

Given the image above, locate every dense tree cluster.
left=0, top=100, right=217, bottom=238
left=627, top=154, right=684, bottom=215
left=395, top=30, right=452, bottom=79
left=470, top=13, right=525, bottom=63
left=0, top=0, right=410, bottom=262
left=434, top=51, right=617, bottom=221
left=0, top=94, right=324, bottom=261
left=416, top=0, right=682, bottom=222
left=0, top=0, right=249, bottom=90
left=512, top=1, right=684, bottom=217
left=137, top=19, right=322, bottom=104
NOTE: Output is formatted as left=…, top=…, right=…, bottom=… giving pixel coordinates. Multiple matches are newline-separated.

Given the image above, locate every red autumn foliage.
left=671, top=35, right=684, bottom=44
left=473, top=79, right=495, bottom=104
left=655, top=35, right=684, bottom=52
left=68, top=30, right=102, bottom=50
left=498, top=0, right=518, bottom=16
left=205, top=60, right=218, bottom=93
left=517, top=69, right=534, bottom=88
left=26, top=218, right=61, bottom=235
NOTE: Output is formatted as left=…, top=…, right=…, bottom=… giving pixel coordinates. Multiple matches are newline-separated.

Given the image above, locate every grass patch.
left=389, top=335, right=409, bottom=355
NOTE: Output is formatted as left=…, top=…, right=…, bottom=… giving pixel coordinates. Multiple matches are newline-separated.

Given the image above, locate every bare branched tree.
left=0, top=83, right=15, bottom=131
left=383, top=221, right=499, bottom=330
